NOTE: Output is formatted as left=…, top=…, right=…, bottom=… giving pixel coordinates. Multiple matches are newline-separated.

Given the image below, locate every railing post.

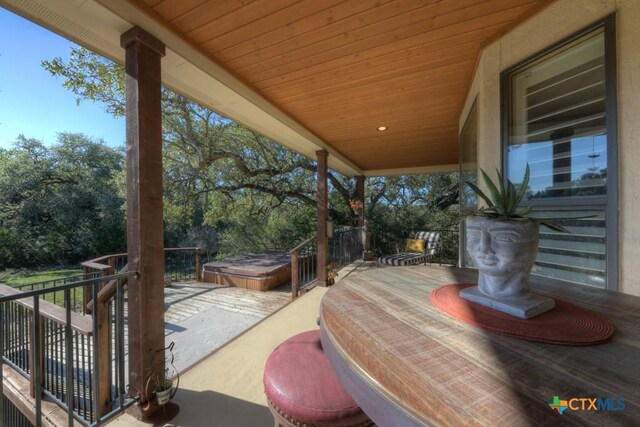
left=291, top=251, right=299, bottom=300
left=83, top=267, right=92, bottom=315
left=32, top=298, right=42, bottom=427
left=195, top=248, right=202, bottom=282
left=115, top=279, right=126, bottom=408
left=64, top=289, right=75, bottom=427
left=103, top=268, right=113, bottom=292
left=95, top=299, right=111, bottom=418
left=0, top=303, right=4, bottom=427
left=89, top=265, right=114, bottom=419
left=28, top=312, right=44, bottom=400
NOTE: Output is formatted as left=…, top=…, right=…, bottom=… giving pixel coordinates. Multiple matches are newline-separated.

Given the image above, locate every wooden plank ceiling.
left=130, top=0, right=552, bottom=172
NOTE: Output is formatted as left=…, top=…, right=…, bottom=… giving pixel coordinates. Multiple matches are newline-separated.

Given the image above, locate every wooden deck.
left=90, top=280, right=292, bottom=374
left=162, top=281, right=292, bottom=372
left=164, top=281, right=291, bottom=323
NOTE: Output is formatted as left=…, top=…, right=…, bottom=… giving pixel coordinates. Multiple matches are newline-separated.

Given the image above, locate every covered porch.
left=109, top=262, right=640, bottom=426
left=2, top=0, right=640, bottom=426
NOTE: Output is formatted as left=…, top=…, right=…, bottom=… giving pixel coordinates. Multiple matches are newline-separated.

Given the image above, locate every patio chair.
left=377, top=231, right=440, bottom=266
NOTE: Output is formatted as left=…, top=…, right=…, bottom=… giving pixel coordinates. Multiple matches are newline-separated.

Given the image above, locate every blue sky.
left=0, top=7, right=124, bottom=149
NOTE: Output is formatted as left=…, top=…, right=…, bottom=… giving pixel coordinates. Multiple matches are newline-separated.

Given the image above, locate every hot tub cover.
left=203, top=251, right=291, bottom=277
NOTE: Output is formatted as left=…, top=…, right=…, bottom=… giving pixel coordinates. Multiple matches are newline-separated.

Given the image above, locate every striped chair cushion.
left=413, top=231, right=440, bottom=255
left=377, top=252, right=430, bottom=266
left=377, top=231, right=440, bottom=266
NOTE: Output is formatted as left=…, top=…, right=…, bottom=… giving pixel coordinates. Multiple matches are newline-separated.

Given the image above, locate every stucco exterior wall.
left=460, top=0, right=640, bottom=296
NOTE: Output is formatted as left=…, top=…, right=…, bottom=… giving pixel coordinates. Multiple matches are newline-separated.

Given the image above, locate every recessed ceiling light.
left=377, top=126, right=388, bottom=132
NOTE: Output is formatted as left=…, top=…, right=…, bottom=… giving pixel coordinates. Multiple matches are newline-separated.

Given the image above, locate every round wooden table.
left=319, top=264, right=640, bottom=426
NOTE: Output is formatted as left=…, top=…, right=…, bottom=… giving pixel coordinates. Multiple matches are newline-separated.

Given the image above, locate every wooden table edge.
left=319, top=309, right=430, bottom=427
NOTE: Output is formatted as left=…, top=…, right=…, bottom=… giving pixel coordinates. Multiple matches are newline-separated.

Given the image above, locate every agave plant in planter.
left=462, top=165, right=566, bottom=319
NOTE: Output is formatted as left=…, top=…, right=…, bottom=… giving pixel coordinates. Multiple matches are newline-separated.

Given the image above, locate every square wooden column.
left=316, top=150, right=328, bottom=286
left=355, top=175, right=365, bottom=228
left=120, top=27, right=166, bottom=414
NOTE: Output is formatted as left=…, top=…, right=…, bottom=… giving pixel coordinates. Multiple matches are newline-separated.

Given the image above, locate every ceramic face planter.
left=461, top=215, right=555, bottom=319
left=465, top=215, right=539, bottom=297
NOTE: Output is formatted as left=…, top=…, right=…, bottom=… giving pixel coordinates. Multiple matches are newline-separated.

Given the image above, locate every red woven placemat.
left=430, top=284, right=613, bottom=345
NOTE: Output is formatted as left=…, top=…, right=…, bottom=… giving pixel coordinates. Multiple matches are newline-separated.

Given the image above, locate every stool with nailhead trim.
left=263, top=330, right=373, bottom=427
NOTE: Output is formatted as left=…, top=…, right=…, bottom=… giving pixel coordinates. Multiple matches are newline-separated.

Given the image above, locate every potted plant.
left=151, top=369, right=174, bottom=406
left=144, top=342, right=179, bottom=407
left=462, top=165, right=566, bottom=318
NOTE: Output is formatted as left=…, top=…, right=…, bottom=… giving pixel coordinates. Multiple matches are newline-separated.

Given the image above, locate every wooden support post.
left=316, top=150, right=328, bottom=286
left=195, top=248, right=202, bottom=282
left=355, top=174, right=371, bottom=255
left=121, top=26, right=166, bottom=418
left=355, top=175, right=365, bottom=228
left=291, top=251, right=299, bottom=299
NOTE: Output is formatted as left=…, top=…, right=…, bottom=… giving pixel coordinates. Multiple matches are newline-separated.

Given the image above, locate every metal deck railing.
left=1, top=272, right=137, bottom=427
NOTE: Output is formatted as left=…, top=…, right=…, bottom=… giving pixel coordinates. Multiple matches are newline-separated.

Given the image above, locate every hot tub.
left=202, top=251, right=291, bottom=291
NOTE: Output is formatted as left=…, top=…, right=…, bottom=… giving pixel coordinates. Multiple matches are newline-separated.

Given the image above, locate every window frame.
left=459, top=97, right=478, bottom=213
left=458, top=97, right=478, bottom=267
left=500, top=15, right=618, bottom=290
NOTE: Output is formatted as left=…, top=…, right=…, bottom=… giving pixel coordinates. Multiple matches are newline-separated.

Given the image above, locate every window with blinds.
left=533, top=209, right=606, bottom=288
left=508, top=29, right=606, bottom=200
left=504, top=21, right=616, bottom=290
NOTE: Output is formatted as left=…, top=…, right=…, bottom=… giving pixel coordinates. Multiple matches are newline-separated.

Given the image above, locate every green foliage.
left=465, top=165, right=567, bottom=232
left=0, top=228, right=27, bottom=269
left=0, top=134, right=126, bottom=267
left=19, top=47, right=463, bottom=269
left=219, top=204, right=316, bottom=258
left=465, top=165, right=531, bottom=218
left=366, top=173, right=460, bottom=261
left=43, top=48, right=125, bottom=116
left=41, top=47, right=363, bottom=258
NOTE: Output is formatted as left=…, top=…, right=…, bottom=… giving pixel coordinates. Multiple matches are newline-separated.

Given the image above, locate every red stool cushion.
left=264, top=330, right=369, bottom=426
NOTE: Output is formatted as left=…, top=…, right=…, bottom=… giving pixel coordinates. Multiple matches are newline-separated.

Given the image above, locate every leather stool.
left=263, top=330, right=373, bottom=427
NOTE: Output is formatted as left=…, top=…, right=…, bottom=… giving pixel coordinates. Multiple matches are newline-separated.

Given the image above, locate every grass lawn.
left=0, top=267, right=85, bottom=309
left=0, top=268, right=83, bottom=286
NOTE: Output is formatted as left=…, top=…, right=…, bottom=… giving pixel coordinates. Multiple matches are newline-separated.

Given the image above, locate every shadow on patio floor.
left=161, top=389, right=272, bottom=427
